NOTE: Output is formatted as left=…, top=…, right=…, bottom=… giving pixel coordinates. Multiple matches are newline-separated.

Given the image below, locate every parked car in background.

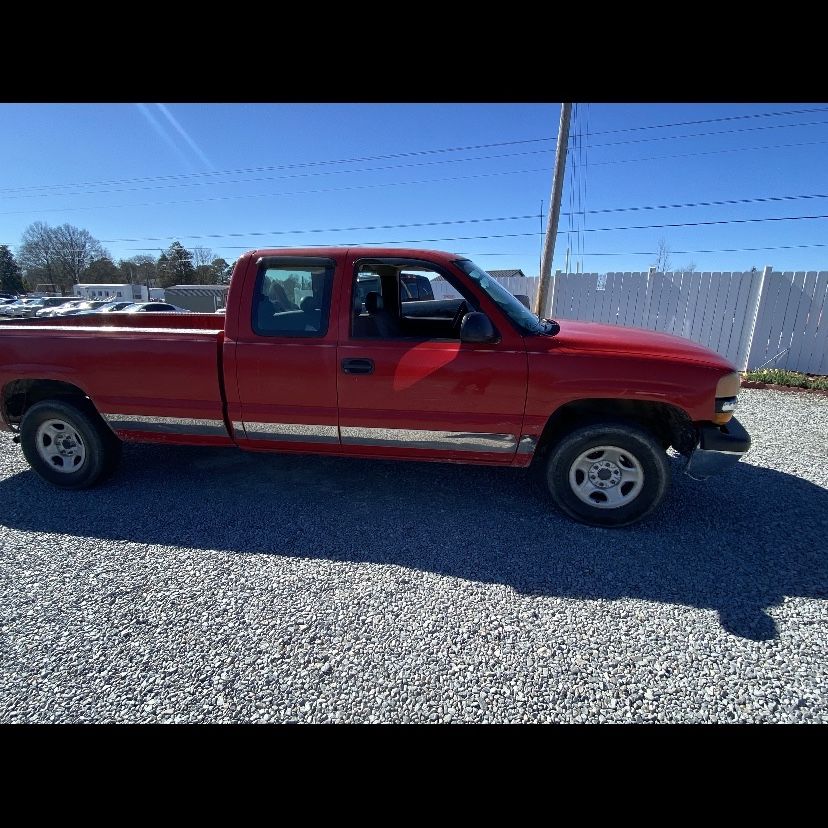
left=113, top=302, right=191, bottom=314
left=30, top=297, right=74, bottom=316
left=36, top=300, right=86, bottom=318
left=4, top=298, right=45, bottom=318
left=16, top=299, right=47, bottom=318
left=74, top=301, right=135, bottom=315
left=58, top=301, right=112, bottom=316
left=0, top=299, right=30, bottom=317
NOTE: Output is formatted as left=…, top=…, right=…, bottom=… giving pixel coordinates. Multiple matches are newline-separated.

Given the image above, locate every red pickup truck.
left=0, top=247, right=749, bottom=527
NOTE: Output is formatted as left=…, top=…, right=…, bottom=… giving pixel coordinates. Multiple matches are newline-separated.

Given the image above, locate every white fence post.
left=549, top=270, right=561, bottom=318
left=736, top=266, right=770, bottom=371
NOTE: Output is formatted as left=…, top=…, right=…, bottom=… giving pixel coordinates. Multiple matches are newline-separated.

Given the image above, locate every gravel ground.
left=0, top=388, right=826, bottom=723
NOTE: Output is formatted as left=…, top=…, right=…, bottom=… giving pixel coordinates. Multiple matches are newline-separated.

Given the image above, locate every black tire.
left=20, top=399, right=121, bottom=489
left=545, top=421, right=670, bottom=527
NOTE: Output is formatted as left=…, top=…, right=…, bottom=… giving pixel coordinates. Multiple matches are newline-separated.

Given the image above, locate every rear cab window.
left=252, top=257, right=335, bottom=337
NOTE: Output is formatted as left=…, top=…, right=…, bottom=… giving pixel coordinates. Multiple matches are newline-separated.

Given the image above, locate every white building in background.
left=73, top=283, right=148, bottom=302
left=163, top=284, right=229, bottom=312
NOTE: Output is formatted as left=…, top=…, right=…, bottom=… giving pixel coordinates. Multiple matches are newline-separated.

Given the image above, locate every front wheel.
left=545, top=422, right=670, bottom=527
left=20, top=399, right=122, bottom=489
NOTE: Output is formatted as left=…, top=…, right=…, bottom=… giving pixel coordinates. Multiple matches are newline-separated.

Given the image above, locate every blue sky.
left=1, top=102, right=827, bottom=276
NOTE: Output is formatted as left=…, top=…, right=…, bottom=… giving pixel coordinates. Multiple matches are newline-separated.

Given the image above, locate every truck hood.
left=535, top=318, right=736, bottom=371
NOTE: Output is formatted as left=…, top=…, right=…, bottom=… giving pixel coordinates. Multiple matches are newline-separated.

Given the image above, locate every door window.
left=350, top=260, right=474, bottom=340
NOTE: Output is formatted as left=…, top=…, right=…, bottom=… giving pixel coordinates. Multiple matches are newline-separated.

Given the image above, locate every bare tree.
left=653, top=238, right=672, bottom=272
left=191, top=247, right=214, bottom=269
left=18, top=222, right=106, bottom=292
left=677, top=261, right=698, bottom=273
left=17, top=221, right=59, bottom=288
left=118, top=255, right=157, bottom=286
left=192, top=246, right=219, bottom=284
left=51, top=224, right=107, bottom=285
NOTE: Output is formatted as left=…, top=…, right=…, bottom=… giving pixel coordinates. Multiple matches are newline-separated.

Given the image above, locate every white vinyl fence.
left=488, top=275, right=540, bottom=306
left=746, top=271, right=828, bottom=375
left=432, top=274, right=541, bottom=305
left=542, top=267, right=828, bottom=374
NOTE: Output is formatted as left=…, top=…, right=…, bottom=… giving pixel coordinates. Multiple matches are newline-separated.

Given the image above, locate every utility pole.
left=535, top=102, right=572, bottom=318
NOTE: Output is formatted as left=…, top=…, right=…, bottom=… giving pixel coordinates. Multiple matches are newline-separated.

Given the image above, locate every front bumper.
left=684, top=417, right=751, bottom=481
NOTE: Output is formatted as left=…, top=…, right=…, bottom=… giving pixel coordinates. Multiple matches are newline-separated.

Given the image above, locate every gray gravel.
left=1, top=387, right=826, bottom=723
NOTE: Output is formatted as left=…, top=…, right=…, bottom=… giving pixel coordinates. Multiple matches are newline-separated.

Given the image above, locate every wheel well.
left=2, top=379, right=92, bottom=427
left=533, top=398, right=697, bottom=462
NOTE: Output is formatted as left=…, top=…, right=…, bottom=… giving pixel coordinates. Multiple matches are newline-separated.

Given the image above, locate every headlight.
left=714, top=371, right=741, bottom=424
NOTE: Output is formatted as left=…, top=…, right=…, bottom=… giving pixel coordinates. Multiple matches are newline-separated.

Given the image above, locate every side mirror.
left=460, top=311, right=497, bottom=343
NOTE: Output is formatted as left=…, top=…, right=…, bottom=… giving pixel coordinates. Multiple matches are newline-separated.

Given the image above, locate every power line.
left=553, top=242, right=828, bottom=256
left=0, top=148, right=559, bottom=200
left=575, top=192, right=828, bottom=216
left=0, top=137, right=553, bottom=194
left=7, top=202, right=828, bottom=249
left=586, top=137, right=828, bottom=167
left=7, top=117, right=828, bottom=203
left=0, top=167, right=557, bottom=216
left=121, top=240, right=828, bottom=256
left=4, top=105, right=827, bottom=196
left=118, top=211, right=828, bottom=248
left=14, top=238, right=828, bottom=260
left=582, top=117, right=828, bottom=149
left=97, top=213, right=542, bottom=243
left=585, top=105, right=828, bottom=135
left=112, top=211, right=828, bottom=250
left=8, top=135, right=828, bottom=220
left=568, top=212, right=828, bottom=234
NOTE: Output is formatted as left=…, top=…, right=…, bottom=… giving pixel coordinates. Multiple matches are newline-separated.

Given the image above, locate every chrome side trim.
left=340, top=427, right=517, bottom=453
left=2, top=325, right=222, bottom=336
left=242, top=422, right=339, bottom=443
left=102, top=413, right=228, bottom=437
left=231, top=420, right=246, bottom=439
left=517, top=435, right=538, bottom=454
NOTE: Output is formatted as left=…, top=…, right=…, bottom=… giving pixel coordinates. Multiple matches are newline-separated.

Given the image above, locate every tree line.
left=0, top=221, right=233, bottom=294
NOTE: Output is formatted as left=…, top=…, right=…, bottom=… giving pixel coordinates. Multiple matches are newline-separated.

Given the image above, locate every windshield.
left=454, top=259, right=545, bottom=334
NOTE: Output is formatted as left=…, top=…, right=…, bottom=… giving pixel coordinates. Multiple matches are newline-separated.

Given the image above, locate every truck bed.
left=0, top=314, right=232, bottom=445
left=2, top=312, right=225, bottom=331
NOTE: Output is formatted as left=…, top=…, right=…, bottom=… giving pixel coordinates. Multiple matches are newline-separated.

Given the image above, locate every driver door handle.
left=341, top=358, right=374, bottom=375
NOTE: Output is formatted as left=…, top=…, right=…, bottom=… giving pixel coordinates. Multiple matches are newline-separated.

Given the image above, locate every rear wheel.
left=545, top=421, right=670, bottom=527
left=20, top=399, right=121, bottom=489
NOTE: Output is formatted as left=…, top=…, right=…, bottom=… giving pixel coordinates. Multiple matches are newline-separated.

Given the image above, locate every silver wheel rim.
left=35, top=418, right=87, bottom=473
left=568, top=445, right=644, bottom=509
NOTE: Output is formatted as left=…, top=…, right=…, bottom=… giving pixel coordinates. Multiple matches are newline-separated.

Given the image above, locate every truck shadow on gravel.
left=1, top=441, right=826, bottom=641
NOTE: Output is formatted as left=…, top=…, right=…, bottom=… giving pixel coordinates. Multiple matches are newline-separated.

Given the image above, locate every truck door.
left=336, top=254, right=529, bottom=464
left=227, top=254, right=342, bottom=451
